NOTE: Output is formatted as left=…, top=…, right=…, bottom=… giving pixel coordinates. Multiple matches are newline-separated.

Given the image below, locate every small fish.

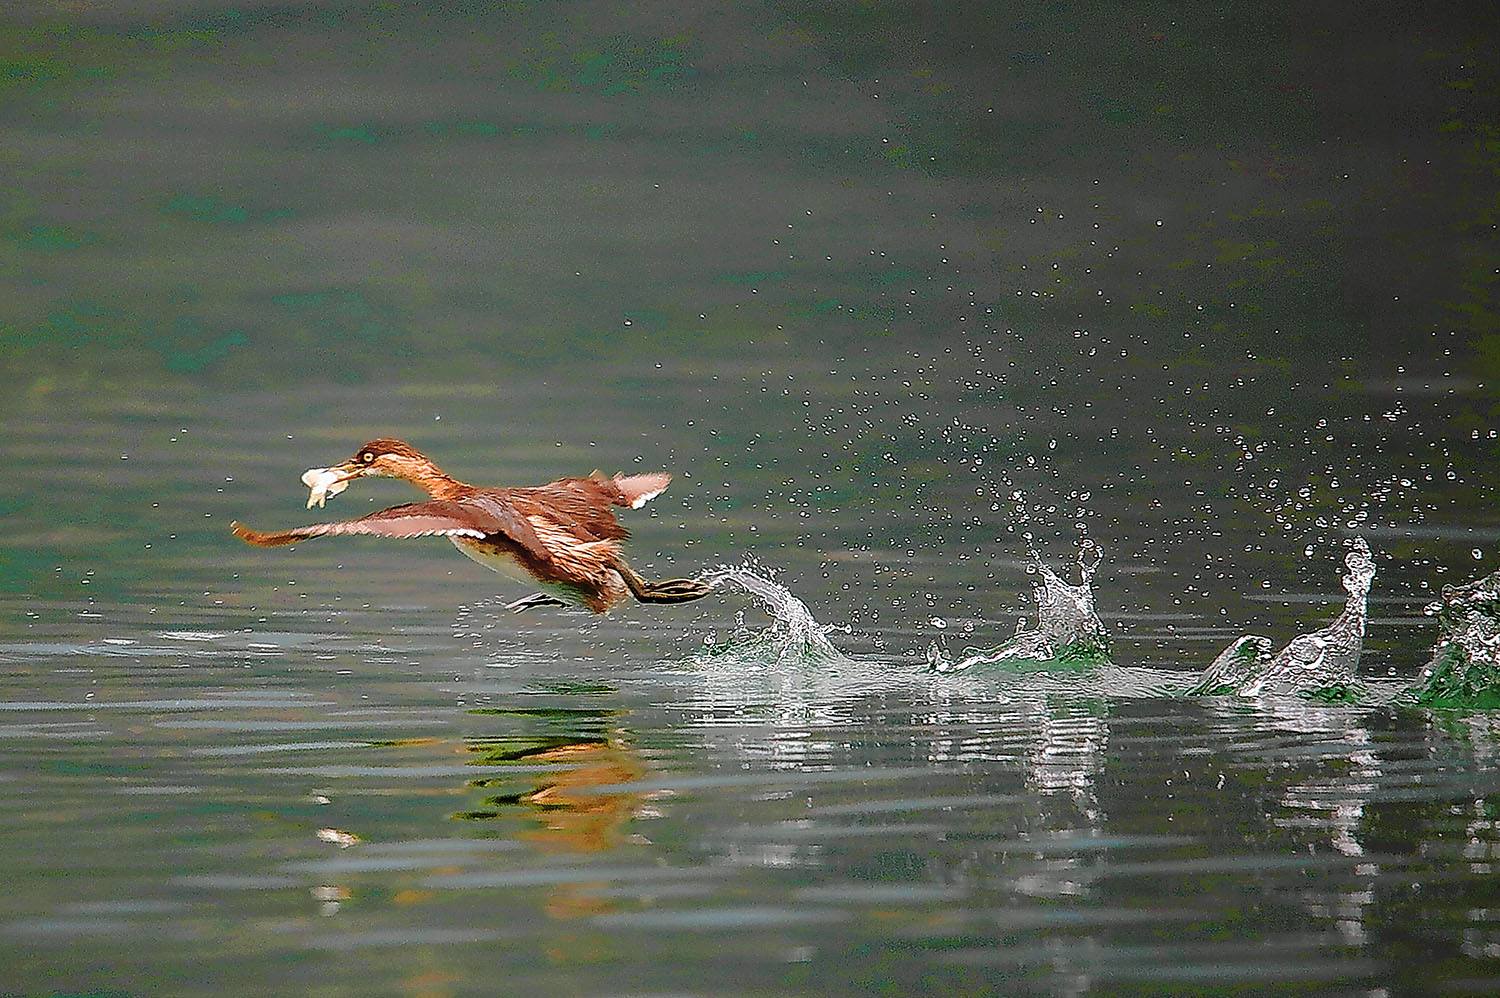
left=302, top=467, right=350, bottom=509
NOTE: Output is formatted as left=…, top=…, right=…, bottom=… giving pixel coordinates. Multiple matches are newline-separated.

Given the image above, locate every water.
left=1191, top=538, right=1375, bottom=700
left=1408, top=568, right=1500, bottom=708
left=927, top=541, right=1111, bottom=674
left=697, top=561, right=846, bottom=663
left=6, top=2, right=1500, bottom=994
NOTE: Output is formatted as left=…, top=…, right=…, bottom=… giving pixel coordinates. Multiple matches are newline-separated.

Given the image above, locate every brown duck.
left=231, top=438, right=715, bottom=613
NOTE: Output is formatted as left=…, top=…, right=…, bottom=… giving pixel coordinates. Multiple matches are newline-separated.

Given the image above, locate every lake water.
left=4, top=2, right=1500, bottom=994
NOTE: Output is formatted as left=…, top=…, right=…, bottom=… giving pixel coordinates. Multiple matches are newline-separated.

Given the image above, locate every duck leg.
left=506, top=592, right=568, bottom=613
left=615, top=562, right=719, bottom=605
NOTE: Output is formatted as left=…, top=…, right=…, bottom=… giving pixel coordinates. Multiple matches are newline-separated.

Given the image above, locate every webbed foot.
left=506, top=592, right=568, bottom=613
left=634, top=578, right=718, bottom=604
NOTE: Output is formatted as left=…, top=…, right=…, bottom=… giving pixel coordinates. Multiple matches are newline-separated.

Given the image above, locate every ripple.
left=572, top=765, right=954, bottom=796
left=590, top=906, right=850, bottom=930
left=424, top=865, right=731, bottom=889
left=263, top=763, right=574, bottom=778
left=5, top=917, right=132, bottom=937
left=296, top=927, right=515, bottom=950
left=809, top=793, right=1024, bottom=816
left=793, top=883, right=967, bottom=904
left=191, top=740, right=373, bottom=757
left=0, top=699, right=334, bottom=711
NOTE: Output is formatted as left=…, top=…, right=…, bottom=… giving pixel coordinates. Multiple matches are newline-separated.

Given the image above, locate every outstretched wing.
left=502, top=472, right=667, bottom=542
left=232, top=498, right=552, bottom=563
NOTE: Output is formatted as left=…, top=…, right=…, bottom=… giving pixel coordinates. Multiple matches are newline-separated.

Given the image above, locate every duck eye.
left=361, top=452, right=374, bottom=464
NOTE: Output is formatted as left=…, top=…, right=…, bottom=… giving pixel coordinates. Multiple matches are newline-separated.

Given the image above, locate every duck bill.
left=327, top=460, right=365, bottom=485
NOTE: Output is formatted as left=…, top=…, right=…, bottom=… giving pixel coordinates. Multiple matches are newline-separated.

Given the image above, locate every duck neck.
left=404, top=459, right=466, bottom=500
left=425, top=475, right=466, bottom=500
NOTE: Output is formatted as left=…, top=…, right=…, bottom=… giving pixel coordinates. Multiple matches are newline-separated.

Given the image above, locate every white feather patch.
left=451, top=537, right=532, bottom=583
left=630, top=487, right=666, bottom=509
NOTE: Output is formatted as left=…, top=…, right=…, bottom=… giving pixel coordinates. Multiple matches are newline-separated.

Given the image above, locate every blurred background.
left=4, top=2, right=1498, bottom=652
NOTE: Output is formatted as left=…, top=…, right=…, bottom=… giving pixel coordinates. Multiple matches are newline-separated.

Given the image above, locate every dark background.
left=4, top=2, right=1497, bottom=382
left=3, top=0, right=1498, bottom=654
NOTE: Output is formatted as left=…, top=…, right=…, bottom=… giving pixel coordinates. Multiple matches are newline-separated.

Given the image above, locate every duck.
left=230, top=438, right=715, bottom=613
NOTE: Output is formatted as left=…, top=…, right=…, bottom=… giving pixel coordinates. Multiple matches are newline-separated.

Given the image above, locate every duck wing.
left=231, top=498, right=553, bottom=563
left=506, top=480, right=631, bottom=542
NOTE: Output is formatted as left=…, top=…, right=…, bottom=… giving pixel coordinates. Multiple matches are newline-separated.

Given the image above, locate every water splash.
left=927, top=541, right=1111, bottom=674
left=1190, top=537, right=1374, bottom=699
left=695, top=562, right=845, bottom=664
left=1405, top=568, right=1500, bottom=708
left=1189, top=636, right=1275, bottom=696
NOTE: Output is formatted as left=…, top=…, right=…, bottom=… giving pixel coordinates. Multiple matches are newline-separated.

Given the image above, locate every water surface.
left=4, top=1, right=1500, bottom=994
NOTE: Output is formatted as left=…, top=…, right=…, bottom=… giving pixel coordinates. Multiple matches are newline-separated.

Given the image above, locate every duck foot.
left=506, top=592, right=568, bottom=613
left=633, top=578, right=718, bottom=605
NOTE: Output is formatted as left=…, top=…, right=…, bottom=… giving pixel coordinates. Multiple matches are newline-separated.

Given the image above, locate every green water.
left=4, top=2, right=1500, bottom=994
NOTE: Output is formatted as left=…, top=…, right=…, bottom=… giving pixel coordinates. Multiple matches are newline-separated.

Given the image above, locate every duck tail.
left=609, top=472, right=671, bottom=509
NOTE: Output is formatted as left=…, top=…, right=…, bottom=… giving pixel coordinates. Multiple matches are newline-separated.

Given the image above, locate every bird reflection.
left=454, top=715, right=657, bottom=919
left=500, top=740, right=649, bottom=854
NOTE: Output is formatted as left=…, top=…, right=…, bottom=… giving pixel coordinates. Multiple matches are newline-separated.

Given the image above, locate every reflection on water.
left=4, top=608, right=1500, bottom=992
left=500, top=741, right=649, bottom=853
left=452, top=710, right=656, bottom=921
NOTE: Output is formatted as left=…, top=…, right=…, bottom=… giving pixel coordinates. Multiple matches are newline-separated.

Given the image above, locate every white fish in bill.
left=301, top=467, right=350, bottom=508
